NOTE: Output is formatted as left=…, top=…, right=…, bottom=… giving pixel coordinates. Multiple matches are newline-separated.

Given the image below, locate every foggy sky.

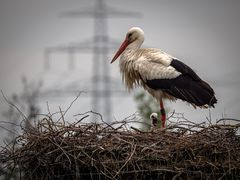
left=1, top=0, right=240, bottom=128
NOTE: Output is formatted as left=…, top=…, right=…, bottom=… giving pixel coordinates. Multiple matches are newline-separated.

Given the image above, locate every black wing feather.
left=146, top=59, right=217, bottom=107
left=170, top=59, right=201, bottom=80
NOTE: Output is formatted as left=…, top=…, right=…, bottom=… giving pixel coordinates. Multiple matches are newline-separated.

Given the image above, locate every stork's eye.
left=128, top=33, right=133, bottom=38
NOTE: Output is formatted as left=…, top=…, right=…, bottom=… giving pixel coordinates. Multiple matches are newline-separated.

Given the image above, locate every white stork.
left=111, top=27, right=217, bottom=128
left=150, top=113, right=159, bottom=128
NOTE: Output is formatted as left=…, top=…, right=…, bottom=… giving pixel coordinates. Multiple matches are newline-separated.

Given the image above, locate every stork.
left=111, top=27, right=217, bottom=128
left=150, top=113, right=159, bottom=128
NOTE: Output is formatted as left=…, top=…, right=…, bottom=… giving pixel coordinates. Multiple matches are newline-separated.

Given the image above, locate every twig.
left=114, top=144, right=137, bottom=177
left=1, top=90, right=28, bottom=121
left=217, top=118, right=240, bottom=123
left=57, top=92, right=84, bottom=122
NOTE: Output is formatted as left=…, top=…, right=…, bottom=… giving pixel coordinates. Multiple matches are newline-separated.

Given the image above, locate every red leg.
left=160, top=98, right=166, bottom=128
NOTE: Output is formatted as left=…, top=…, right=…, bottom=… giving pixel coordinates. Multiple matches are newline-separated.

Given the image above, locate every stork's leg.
left=160, top=98, right=166, bottom=128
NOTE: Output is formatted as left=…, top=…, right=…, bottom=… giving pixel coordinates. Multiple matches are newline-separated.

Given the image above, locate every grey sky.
left=0, top=0, right=240, bottom=126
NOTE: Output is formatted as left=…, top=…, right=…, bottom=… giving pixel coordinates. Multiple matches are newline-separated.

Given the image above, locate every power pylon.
left=43, top=0, right=141, bottom=121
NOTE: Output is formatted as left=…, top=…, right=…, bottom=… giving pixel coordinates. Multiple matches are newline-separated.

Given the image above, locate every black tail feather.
left=164, top=79, right=217, bottom=107
left=146, top=75, right=217, bottom=107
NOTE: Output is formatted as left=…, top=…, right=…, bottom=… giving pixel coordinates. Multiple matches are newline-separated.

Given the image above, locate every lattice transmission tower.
left=43, top=0, right=141, bottom=121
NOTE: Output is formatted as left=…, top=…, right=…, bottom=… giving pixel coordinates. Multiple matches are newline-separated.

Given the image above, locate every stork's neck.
left=126, top=36, right=144, bottom=50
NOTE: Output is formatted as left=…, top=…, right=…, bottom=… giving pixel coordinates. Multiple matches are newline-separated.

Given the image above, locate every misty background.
left=0, top=0, right=240, bottom=141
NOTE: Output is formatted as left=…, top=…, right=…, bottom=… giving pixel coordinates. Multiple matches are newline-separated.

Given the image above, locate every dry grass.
left=1, top=111, right=240, bottom=180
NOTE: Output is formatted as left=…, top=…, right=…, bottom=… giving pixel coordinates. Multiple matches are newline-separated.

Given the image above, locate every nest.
left=1, top=112, right=240, bottom=180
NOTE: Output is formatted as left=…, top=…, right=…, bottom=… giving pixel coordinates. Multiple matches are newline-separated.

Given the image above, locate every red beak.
left=111, top=38, right=129, bottom=64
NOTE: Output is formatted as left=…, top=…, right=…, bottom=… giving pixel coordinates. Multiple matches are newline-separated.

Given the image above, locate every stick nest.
left=1, top=112, right=240, bottom=179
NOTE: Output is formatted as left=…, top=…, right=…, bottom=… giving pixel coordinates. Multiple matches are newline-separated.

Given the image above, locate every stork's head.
left=111, top=27, right=144, bottom=63
left=150, top=113, right=158, bottom=127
